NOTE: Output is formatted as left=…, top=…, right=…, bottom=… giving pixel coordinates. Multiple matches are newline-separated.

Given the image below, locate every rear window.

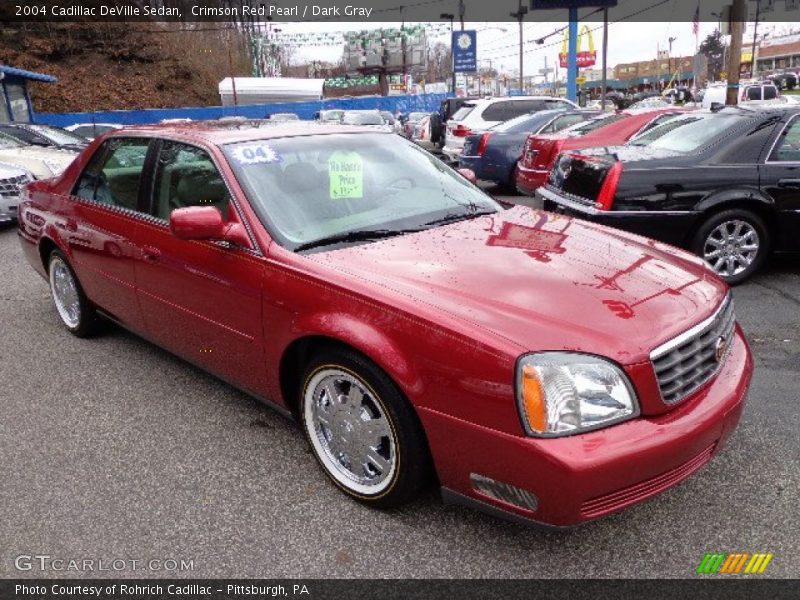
left=763, top=85, right=778, bottom=100
left=630, top=114, right=742, bottom=153
left=746, top=86, right=762, bottom=101
left=491, top=112, right=552, bottom=134
left=568, top=113, right=624, bottom=136
left=451, top=104, right=476, bottom=121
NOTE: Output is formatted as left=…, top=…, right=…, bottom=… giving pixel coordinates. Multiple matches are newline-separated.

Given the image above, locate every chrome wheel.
left=49, top=256, right=81, bottom=329
left=304, top=368, right=396, bottom=495
left=703, top=220, right=760, bottom=278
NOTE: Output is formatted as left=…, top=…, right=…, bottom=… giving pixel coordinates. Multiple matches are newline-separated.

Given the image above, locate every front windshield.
left=0, top=131, right=24, bottom=149
left=28, top=124, right=88, bottom=145
left=342, top=112, right=384, bottom=125
left=630, top=113, right=742, bottom=152
left=224, top=133, right=499, bottom=250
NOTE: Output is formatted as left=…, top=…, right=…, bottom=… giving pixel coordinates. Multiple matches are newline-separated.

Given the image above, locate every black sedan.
left=536, top=106, right=800, bottom=284
left=459, top=109, right=600, bottom=189
left=0, top=123, right=89, bottom=152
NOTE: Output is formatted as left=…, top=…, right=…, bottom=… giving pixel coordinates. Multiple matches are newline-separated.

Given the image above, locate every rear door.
left=760, top=114, right=800, bottom=251
left=67, top=136, right=152, bottom=330
left=133, top=138, right=269, bottom=395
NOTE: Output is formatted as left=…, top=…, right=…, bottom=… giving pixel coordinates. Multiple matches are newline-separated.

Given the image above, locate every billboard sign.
left=453, top=30, right=477, bottom=73
left=559, top=24, right=596, bottom=68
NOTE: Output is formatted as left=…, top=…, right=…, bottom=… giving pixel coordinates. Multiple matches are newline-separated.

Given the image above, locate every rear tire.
left=300, top=348, right=430, bottom=508
left=48, top=250, right=98, bottom=337
left=692, top=209, right=769, bottom=285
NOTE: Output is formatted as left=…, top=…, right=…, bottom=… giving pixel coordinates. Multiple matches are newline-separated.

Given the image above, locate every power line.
left=480, top=0, right=673, bottom=61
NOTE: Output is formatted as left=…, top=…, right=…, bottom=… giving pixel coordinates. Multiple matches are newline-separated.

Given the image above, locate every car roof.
left=106, top=121, right=385, bottom=146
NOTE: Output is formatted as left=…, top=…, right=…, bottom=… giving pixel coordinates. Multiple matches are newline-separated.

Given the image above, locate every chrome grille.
left=0, top=174, right=31, bottom=198
left=650, top=296, right=735, bottom=405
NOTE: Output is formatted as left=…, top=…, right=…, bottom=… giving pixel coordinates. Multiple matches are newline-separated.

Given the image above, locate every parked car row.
left=533, top=105, right=800, bottom=284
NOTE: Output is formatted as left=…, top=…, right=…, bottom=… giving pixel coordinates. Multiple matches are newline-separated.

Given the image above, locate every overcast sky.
left=276, top=20, right=793, bottom=78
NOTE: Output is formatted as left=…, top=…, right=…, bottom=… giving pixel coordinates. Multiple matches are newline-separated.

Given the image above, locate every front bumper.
left=515, top=163, right=549, bottom=196
left=535, top=186, right=699, bottom=247
left=421, top=325, right=752, bottom=527
left=0, top=194, right=19, bottom=223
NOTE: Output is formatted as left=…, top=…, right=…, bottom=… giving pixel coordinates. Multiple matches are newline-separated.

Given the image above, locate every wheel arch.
left=687, top=191, right=778, bottom=247
left=38, top=236, right=61, bottom=271
left=278, top=320, right=421, bottom=420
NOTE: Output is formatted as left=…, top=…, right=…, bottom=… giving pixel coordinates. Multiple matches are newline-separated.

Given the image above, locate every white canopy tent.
left=218, top=77, right=325, bottom=106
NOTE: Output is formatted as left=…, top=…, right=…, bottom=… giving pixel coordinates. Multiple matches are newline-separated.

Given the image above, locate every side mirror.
left=169, top=205, right=250, bottom=247
left=457, top=168, right=478, bottom=185
left=170, top=206, right=226, bottom=240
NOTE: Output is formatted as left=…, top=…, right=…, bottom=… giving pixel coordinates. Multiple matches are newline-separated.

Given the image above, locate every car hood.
left=0, top=147, right=76, bottom=175
left=308, top=206, right=727, bottom=365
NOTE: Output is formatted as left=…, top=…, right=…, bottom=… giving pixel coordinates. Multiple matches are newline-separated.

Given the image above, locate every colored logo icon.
left=696, top=553, right=774, bottom=575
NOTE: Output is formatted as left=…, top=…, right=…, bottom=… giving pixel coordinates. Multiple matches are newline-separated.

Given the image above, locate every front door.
left=761, top=115, right=800, bottom=252
left=133, top=139, right=268, bottom=395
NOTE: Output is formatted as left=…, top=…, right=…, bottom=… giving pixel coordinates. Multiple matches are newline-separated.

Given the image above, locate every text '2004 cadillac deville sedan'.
left=17, top=122, right=752, bottom=526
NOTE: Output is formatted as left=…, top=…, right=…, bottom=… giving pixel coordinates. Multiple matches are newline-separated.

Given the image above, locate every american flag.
left=692, top=4, right=700, bottom=35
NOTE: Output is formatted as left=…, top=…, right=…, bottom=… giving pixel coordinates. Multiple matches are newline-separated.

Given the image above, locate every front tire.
left=300, top=348, right=429, bottom=508
left=692, top=209, right=769, bottom=285
left=48, top=250, right=98, bottom=337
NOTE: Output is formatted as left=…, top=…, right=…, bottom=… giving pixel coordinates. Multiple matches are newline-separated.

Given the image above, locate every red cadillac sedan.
left=17, top=122, right=752, bottom=526
left=515, top=107, right=690, bottom=196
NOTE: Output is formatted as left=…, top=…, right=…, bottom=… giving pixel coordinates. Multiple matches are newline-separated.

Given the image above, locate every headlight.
left=516, top=352, right=639, bottom=437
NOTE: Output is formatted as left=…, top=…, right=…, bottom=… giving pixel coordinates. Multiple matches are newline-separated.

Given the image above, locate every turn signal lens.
left=520, top=364, right=547, bottom=432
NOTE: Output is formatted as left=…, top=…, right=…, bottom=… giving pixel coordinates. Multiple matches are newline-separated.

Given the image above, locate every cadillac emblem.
left=714, top=336, right=728, bottom=363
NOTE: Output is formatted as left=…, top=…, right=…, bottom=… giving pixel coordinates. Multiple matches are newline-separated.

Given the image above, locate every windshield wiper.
left=294, top=228, right=422, bottom=252
left=423, top=210, right=496, bottom=227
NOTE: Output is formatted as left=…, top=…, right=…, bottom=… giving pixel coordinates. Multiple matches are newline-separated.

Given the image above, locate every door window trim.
left=69, top=136, right=156, bottom=218
left=144, top=136, right=263, bottom=256
left=764, top=114, right=800, bottom=165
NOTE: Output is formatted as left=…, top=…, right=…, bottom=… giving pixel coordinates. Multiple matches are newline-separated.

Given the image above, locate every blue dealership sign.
left=452, top=30, right=477, bottom=73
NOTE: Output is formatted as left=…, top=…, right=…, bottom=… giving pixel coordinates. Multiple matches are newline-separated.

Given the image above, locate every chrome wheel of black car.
left=703, top=220, right=760, bottom=278
left=693, top=209, right=769, bottom=285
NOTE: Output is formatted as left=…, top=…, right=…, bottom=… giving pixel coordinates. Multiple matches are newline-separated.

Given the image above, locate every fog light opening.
left=470, top=473, right=539, bottom=512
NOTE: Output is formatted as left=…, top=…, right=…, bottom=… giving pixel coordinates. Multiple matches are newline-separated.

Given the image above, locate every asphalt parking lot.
left=1, top=205, right=798, bottom=579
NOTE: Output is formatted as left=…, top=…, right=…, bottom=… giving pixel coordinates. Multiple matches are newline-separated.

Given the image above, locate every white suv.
left=442, top=96, right=577, bottom=162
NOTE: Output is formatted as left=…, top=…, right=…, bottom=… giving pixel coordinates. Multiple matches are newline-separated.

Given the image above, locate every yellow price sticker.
left=328, top=152, right=363, bottom=199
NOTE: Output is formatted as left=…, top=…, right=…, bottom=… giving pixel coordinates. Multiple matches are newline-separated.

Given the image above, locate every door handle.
left=141, top=246, right=161, bottom=263
left=777, top=178, right=800, bottom=189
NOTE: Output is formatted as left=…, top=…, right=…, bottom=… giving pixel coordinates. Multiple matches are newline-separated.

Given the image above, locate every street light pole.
left=440, top=13, right=455, bottom=94
left=510, top=1, right=528, bottom=94
left=668, top=36, right=677, bottom=85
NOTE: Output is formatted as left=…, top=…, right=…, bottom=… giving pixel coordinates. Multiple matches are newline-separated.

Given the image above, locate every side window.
left=152, top=141, right=230, bottom=222
left=481, top=102, right=508, bottom=122
left=770, top=118, right=800, bottom=162
left=544, top=100, right=571, bottom=111
left=73, top=138, right=150, bottom=211
left=510, top=100, right=544, bottom=118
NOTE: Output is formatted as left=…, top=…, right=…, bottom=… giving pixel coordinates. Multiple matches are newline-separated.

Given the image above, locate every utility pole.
left=750, top=0, right=762, bottom=78
left=510, top=0, right=528, bottom=94
left=668, top=36, right=677, bottom=85
left=440, top=12, right=455, bottom=94
left=601, top=7, right=609, bottom=110
left=726, top=0, right=747, bottom=105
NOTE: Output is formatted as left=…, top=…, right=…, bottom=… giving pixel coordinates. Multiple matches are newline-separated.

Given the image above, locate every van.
left=701, top=81, right=780, bottom=108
